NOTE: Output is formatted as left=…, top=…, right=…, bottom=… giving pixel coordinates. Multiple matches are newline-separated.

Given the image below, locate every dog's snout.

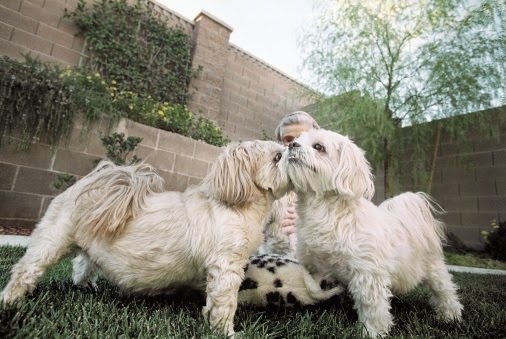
left=289, top=142, right=301, bottom=149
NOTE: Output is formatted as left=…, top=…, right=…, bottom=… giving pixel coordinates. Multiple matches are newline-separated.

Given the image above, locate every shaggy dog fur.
left=238, top=254, right=343, bottom=307
left=286, top=129, right=463, bottom=337
left=1, top=140, right=290, bottom=336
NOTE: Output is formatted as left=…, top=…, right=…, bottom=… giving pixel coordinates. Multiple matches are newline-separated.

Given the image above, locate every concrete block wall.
left=0, top=0, right=310, bottom=142
left=0, top=0, right=85, bottom=66
left=220, top=45, right=311, bottom=141
left=397, top=107, right=506, bottom=249
left=0, top=119, right=221, bottom=230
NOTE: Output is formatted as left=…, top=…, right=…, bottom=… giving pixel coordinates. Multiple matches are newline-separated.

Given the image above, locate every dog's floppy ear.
left=207, top=142, right=258, bottom=206
left=333, top=139, right=375, bottom=200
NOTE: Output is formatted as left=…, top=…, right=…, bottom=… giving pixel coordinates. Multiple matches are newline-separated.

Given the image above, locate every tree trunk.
left=383, top=137, right=392, bottom=199
left=427, top=122, right=442, bottom=194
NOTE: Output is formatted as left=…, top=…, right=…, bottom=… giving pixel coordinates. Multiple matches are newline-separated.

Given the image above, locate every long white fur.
left=286, top=129, right=463, bottom=338
left=1, top=140, right=290, bottom=336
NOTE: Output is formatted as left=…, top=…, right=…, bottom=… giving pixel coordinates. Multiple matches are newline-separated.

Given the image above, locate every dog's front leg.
left=348, top=271, right=393, bottom=338
left=202, top=258, right=246, bottom=337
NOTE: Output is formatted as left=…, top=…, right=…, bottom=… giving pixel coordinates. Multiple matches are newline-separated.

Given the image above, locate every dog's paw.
left=438, top=301, right=463, bottom=322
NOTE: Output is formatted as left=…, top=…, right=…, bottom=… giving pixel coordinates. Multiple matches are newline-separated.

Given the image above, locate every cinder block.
left=0, top=163, right=17, bottom=190
left=42, top=0, right=66, bottom=14
left=478, top=196, right=506, bottom=213
left=0, top=22, right=13, bottom=39
left=456, top=152, right=493, bottom=168
left=145, top=149, right=175, bottom=172
left=441, top=212, right=461, bottom=226
left=493, top=150, right=506, bottom=165
left=71, top=34, right=85, bottom=52
left=51, top=43, right=81, bottom=64
left=37, top=23, right=73, bottom=48
left=173, top=154, right=193, bottom=175
left=53, top=149, right=100, bottom=176
left=26, top=0, right=45, bottom=6
left=0, top=138, right=53, bottom=169
left=459, top=180, right=496, bottom=196
left=473, top=135, right=506, bottom=152
left=475, top=166, right=506, bottom=181
left=497, top=180, right=506, bottom=195
left=13, top=167, right=63, bottom=196
left=441, top=167, right=475, bottom=183
left=0, top=6, right=38, bottom=33
left=461, top=212, right=498, bottom=227
left=0, top=190, right=41, bottom=219
left=125, top=120, right=158, bottom=148
left=446, top=225, right=481, bottom=249
left=2, top=0, right=21, bottom=12
left=155, top=169, right=171, bottom=189
left=11, top=28, right=53, bottom=54
left=158, top=130, right=195, bottom=156
left=427, top=183, right=459, bottom=199
left=165, top=172, right=188, bottom=192
left=57, top=17, right=79, bottom=35
left=20, top=1, right=60, bottom=27
left=63, top=127, right=88, bottom=153
left=193, top=141, right=221, bottom=163
left=441, top=196, right=478, bottom=212
left=188, top=176, right=202, bottom=187
left=39, top=196, right=54, bottom=218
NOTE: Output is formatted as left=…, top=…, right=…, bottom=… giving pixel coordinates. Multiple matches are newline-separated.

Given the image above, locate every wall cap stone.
left=229, top=43, right=312, bottom=91
left=194, top=10, right=233, bottom=32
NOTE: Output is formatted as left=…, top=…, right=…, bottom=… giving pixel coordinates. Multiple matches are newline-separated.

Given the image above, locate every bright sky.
left=158, top=0, right=314, bottom=82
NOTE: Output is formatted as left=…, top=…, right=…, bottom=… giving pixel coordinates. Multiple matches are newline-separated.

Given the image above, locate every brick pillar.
left=189, top=11, right=232, bottom=123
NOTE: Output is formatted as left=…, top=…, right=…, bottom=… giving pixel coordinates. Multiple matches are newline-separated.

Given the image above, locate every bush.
left=99, top=132, right=142, bottom=165
left=0, top=57, right=229, bottom=149
left=482, top=220, right=506, bottom=261
left=0, top=56, right=120, bottom=149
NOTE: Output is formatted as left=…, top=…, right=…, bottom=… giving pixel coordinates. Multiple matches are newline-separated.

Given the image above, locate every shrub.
left=99, top=132, right=142, bottom=165
left=0, top=57, right=229, bottom=149
left=482, top=220, right=506, bottom=261
left=0, top=56, right=120, bottom=149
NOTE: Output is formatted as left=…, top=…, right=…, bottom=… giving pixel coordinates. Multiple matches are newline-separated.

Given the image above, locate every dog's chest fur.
left=296, top=194, right=362, bottom=283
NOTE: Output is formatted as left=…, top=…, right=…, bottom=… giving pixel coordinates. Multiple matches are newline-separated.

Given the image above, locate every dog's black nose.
left=289, top=142, right=300, bottom=149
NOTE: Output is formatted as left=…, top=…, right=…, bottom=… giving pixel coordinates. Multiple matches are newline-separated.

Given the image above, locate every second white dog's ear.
left=333, top=140, right=375, bottom=200
left=207, top=142, right=257, bottom=206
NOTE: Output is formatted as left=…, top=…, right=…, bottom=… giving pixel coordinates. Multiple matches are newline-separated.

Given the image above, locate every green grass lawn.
left=1, top=246, right=505, bottom=338
left=444, top=250, right=506, bottom=270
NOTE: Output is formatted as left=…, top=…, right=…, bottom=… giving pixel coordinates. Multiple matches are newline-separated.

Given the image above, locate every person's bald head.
left=275, top=111, right=320, bottom=145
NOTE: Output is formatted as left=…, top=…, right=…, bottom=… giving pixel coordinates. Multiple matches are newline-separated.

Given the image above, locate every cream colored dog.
left=1, top=140, right=290, bottom=336
left=286, top=129, right=463, bottom=338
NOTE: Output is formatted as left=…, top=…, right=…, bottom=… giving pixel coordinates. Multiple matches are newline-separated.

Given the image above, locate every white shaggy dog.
left=1, top=140, right=290, bottom=336
left=285, top=129, right=463, bottom=337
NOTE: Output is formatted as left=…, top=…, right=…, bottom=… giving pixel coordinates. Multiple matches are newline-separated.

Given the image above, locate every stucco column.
left=189, top=11, right=232, bottom=123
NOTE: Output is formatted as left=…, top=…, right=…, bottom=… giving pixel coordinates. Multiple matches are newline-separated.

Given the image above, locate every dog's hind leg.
left=72, top=252, right=99, bottom=289
left=424, top=260, right=463, bottom=322
left=1, top=197, right=73, bottom=306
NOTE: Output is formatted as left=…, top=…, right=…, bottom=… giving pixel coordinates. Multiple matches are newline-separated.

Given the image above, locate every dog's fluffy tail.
left=72, top=160, right=165, bottom=244
left=380, top=192, right=446, bottom=254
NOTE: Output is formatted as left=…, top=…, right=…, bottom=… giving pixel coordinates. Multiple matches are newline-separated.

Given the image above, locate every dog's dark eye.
left=273, top=152, right=282, bottom=163
left=313, top=143, right=325, bottom=152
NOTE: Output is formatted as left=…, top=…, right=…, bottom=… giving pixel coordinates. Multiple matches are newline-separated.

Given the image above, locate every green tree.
left=301, top=0, right=505, bottom=197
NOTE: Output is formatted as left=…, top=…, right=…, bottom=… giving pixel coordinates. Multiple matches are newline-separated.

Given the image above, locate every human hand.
left=281, top=206, right=297, bottom=235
